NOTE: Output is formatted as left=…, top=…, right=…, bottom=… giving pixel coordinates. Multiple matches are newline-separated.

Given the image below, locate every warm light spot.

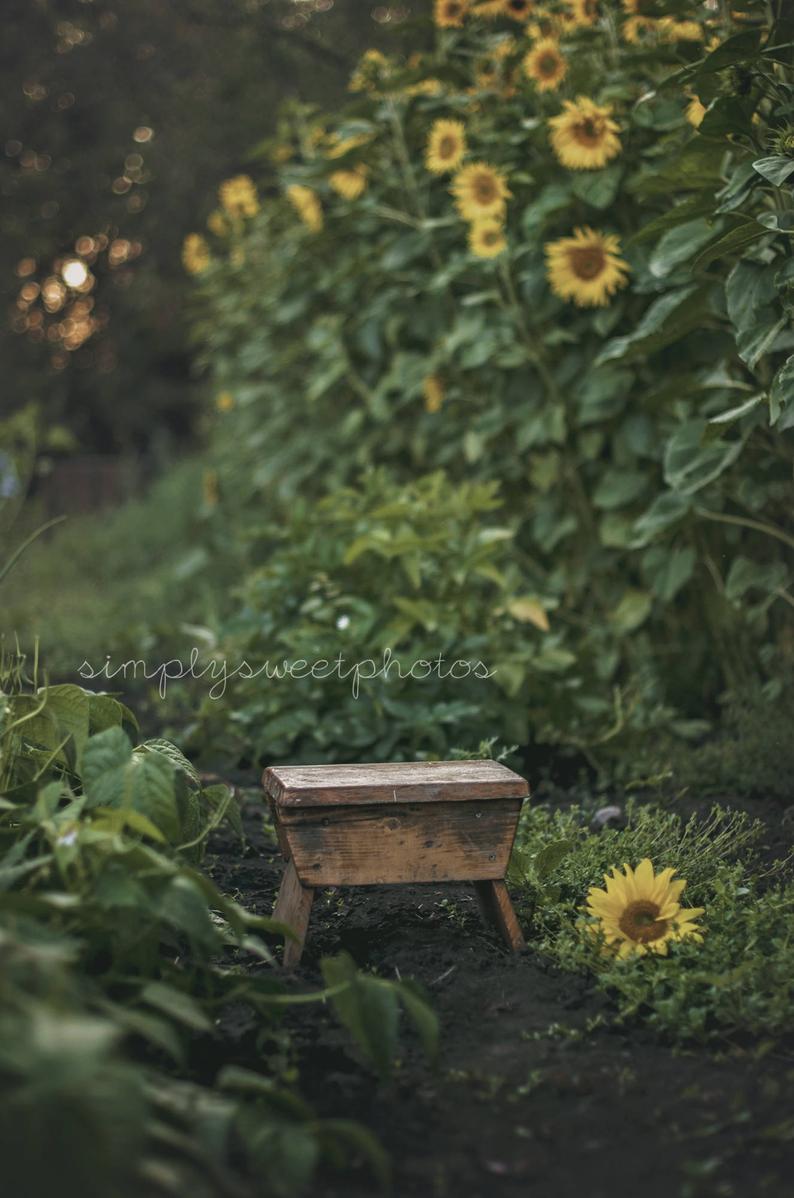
left=112, top=176, right=132, bottom=194
left=20, top=282, right=40, bottom=303
left=42, top=276, right=67, bottom=311
left=75, top=235, right=95, bottom=255
left=16, top=257, right=36, bottom=277
left=61, top=258, right=89, bottom=288
left=133, top=126, right=153, bottom=143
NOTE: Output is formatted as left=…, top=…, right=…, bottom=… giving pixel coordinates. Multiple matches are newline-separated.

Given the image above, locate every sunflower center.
left=569, top=244, right=606, bottom=280
left=618, top=900, right=668, bottom=943
left=439, top=135, right=457, bottom=159
left=574, top=117, right=603, bottom=146
left=446, top=1, right=463, bottom=14
left=473, top=174, right=498, bottom=203
left=539, top=53, right=560, bottom=77
left=508, top=0, right=529, bottom=11
left=482, top=229, right=500, bottom=245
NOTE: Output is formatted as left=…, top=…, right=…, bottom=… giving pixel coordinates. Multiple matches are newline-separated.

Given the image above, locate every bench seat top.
left=262, top=759, right=529, bottom=807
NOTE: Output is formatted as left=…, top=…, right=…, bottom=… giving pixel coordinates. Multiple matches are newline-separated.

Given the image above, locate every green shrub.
left=182, top=1, right=793, bottom=769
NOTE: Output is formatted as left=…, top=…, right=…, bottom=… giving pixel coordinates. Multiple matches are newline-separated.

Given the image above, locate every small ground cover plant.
left=509, top=800, right=794, bottom=1043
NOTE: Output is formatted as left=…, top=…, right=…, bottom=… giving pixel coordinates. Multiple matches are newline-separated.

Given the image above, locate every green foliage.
left=510, top=801, right=794, bottom=1043
left=0, top=649, right=437, bottom=1193
left=185, top=1, right=793, bottom=771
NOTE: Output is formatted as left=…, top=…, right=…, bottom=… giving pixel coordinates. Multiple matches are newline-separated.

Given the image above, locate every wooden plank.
left=262, top=760, right=529, bottom=807
left=272, top=860, right=314, bottom=968
left=279, top=799, right=522, bottom=885
left=473, top=879, right=526, bottom=952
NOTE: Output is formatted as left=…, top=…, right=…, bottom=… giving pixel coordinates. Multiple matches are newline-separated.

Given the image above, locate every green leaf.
left=571, top=165, right=622, bottom=210
left=708, top=393, right=765, bottom=425
left=394, top=980, right=439, bottom=1066
left=769, top=355, right=794, bottom=426
left=160, top=875, right=219, bottom=949
left=142, top=738, right=200, bottom=787
left=632, top=197, right=717, bottom=245
left=643, top=545, right=696, bottom=602
left=649, top=218, right=721, bottom=278
left=140, top=980, right=214, bottom=1032
left=725, top=557, right=789, bottom=603
left=725, top=262, right=783, bottom=369
left=533, top=838, right=574, bottom=881
left=752, top=156, right=794, bottom=187
left=691, top=219, right=767, bottom=270
left=695, top=30, right=761, bottom=75
left=596, top=287, right=702, bottom=364
left=609, top=589, right=652, bottom=633
left=82, top=728, right=180, bottom=842
left=321, top=953, right=400, bottom=1079
left=664, top=420, right=747, bottom=496
left=592, top=469, right=647, bottom=511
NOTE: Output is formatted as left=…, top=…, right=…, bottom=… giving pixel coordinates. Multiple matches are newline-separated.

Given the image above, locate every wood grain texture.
left=279, top=799, right=522, bottom=886
left=262, top=759, right=529, bottom=807
left=473, top=879, right=526, bottom=952
left=272, top=859, right=314, bottom=968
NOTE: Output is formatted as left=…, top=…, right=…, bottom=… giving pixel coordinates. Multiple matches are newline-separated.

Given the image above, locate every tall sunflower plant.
left=186, top=0, right=794, bottom=773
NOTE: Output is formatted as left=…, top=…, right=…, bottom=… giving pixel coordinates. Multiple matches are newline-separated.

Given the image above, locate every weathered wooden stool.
left=262, top=760, right=529, bottom=967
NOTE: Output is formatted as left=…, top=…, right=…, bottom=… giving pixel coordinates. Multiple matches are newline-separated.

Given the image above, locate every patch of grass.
left=510, top=803, right=794, bottom=1045
left=1, top=459, right=231, bottom=677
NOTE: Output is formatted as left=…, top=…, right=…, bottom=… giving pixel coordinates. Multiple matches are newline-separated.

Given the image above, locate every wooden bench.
left=262, top=760, right=529, bottom=967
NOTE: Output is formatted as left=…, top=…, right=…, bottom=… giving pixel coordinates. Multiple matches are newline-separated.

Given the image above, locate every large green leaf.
left=596, top=287, right=702, bottom=364
left=663, top=420, right=747, bottom=496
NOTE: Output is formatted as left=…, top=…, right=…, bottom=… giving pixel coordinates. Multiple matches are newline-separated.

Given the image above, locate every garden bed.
left=207, top=783, right=794, bottom=1198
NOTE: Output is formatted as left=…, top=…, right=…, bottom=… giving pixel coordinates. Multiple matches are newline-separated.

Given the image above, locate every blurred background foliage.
left=2, top=0, right=421, bottom=453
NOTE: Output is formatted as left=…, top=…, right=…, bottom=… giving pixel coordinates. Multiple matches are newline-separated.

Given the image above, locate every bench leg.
left=473, top=879, right=525, bottom=952
left=273, top=860, right=314, bottom=968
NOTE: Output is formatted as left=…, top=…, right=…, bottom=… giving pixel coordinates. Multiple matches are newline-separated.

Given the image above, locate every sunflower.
left=545, top=226, right=629, bottom=307
left=451, top=162, right=511, bottom=220
left=469, top=218, right=507, bottom=258
left=622, top=15, right=660, bottom=42
left=286, top=184, right=324, bottom=233
left=473, top=0, right=506, bottom=15
left=207, top=209, right=228, bottom=237
left=548, top=96, right=621, bottom=170
left=524, top=39, right=567, bottom=92
left=329, top=165, right=369, bottom=200
left=423, top=374, right=445, bottom=413
left=685, top=95, right=707, bottom=128
left=501, top=0, right=534, bottom=21
left=219, top=174, right=259, bottom=219
left=425, top=119, right=467, bottom=175
left=349, top=48, right=388, bottom=92
left=661, top=18, right=705, bottom=41
left=585, top=859, right=705, bottom=958
left=528, top=8, right=567, bottom=39
left=435, top=0, right=469, bottom=28
left=182, top=233, right=210, bottom=275
left=567, top=0, right=598, bottom=26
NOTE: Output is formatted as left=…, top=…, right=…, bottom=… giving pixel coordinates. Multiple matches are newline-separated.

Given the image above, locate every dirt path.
left=207, top=786, right=794, bottom=1198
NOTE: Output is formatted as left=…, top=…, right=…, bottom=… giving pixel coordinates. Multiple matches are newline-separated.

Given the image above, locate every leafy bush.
left=509, top=801, right=794, bottom=1043
left=0, top=641, right=436, bottom=1194
left=184, top=0, right=793, bottom=771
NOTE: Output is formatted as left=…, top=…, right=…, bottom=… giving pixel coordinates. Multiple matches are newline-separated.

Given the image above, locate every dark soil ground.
left=206, top=781, right=794, bottom=1198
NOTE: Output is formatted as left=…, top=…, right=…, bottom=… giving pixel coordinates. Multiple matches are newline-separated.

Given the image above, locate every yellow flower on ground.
left=685, top=95, right=707, bottom=128
left=182, top=233, right=210, bottom=275
left=216, top=391, right=235, bottom=413
left=219, top=174, right=259, bottom=219
left=549, top=97, right=621, bottom=170
left=545, top=226, right=629, bottom=307
left=286, top=184, right=324, bottom=233
left=435, top=0, right=469, bottom=28
left=468, top=218, right=507, bottom=258
left=425, top=119, right=467, bottom=175
left=207, top=210, right=228, bottom=237
left=585, top=859, right=705, bottom=958
left=423, top=374, right=445, bottom=413
left=329, top=165, right=369, bottom=200
left=451, top=162, right=511, bottom=220
left=501, top=0, right=534, bottom=21
left=567, top=0, right=599, bottom=26
left=524, top=39, right=567, bottom=92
